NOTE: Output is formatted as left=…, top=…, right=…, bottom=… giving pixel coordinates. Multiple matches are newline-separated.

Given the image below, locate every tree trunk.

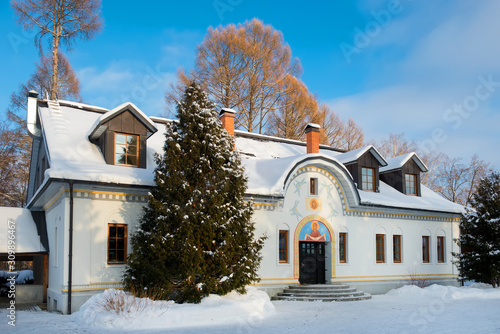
left=51, top=34, right=59, bottom=100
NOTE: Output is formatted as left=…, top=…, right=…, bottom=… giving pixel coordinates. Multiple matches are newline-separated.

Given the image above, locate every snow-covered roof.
left=380, top=152, right=428, bottom=173
left=39, top=102, right=164, bottom=186
left=33, top=99, right=461, bottom=214
left=359, top=182, right=463, bottom=213
left=0, top=207, right=46, bottom=253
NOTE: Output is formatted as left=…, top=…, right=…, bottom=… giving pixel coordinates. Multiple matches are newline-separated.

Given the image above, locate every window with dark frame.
left=376, top=234, right=385, bottom=263
left=361, top=167, right=375, bottom=191
left=405, top=174, right=417, bottom=195
left=108, top=224, right=127, bottom=264
left=310, top=178, right=318, bottom=195
left=339, top=232, right=347, bottom=263
left=393, top=235, right=402, bottom=263
left=115, top=133, right=139, bottom=166
left=279, top=230, right=288, bottom=263
left=437, top=236, right=445, bottom=263
left=422, top=236, right=430, bottom=263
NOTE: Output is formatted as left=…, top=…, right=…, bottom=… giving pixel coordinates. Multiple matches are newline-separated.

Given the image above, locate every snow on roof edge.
left=58, top=100, right=109, bottom=113
left=380, top=152, right=428, bottom=173
left=336, top=145, right=388, bottom=166
left=234, top=130, right=344, bottom=152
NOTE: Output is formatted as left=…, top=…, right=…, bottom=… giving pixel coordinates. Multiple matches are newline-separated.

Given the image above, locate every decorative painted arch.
left=293, top=215, right=336, bottom=279
left=284, top=161, right=359, bottom=218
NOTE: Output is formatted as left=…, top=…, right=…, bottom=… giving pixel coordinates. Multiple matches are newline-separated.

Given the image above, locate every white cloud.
left=330, top=1, right=500, bottom=168
left=78, top=62, right=135, bottom=93
left=405, top=1, right=500, bottom=75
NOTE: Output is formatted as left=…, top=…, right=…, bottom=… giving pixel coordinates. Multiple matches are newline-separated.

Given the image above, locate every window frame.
left=437, top=236, right=445, bottom=263
left=376, top=234, right=385, bottom=263
left=393, top=234, right=402, bottom=263
left=310, top=178, right=318, bottom=196
left=114, top=132, right=139, bottom=167
left=278, top=230, right=289, bottom=263
left=361, top=167, right=375, bottom=191
left=422, top=236, right=430, bottom=263
left=108, top=224, right=128, bottom=265
left=339, top=232, right=347, bottom=263
left=405, top=173, right=417, bottom=195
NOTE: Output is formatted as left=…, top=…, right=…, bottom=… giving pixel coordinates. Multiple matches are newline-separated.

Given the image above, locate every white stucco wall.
left=252, top=161, right=460, bottom=294
left=44, top=185, right=147, bottom=313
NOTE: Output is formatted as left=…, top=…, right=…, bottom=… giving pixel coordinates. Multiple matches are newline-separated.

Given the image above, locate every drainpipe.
left=67, top=181, right=74, bottom=314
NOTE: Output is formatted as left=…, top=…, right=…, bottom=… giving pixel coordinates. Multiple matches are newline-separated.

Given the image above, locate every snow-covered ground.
left=2, top=284, right=500, bottom=333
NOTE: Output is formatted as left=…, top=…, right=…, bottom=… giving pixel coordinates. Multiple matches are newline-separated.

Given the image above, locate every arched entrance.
left=294, top=215, right=335, bottom=284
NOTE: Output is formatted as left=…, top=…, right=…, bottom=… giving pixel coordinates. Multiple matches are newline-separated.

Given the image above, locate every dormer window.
left=405, top=174, right=417, bottom=195
left=88, top=102, right=158, bottom=169
left=115, top=133, right=139, bottom=166
left=340, top=146, right=386, bottom=193
left=379, top=153, right=428, bottom=197
left=361, top=167, right=375, bottom=191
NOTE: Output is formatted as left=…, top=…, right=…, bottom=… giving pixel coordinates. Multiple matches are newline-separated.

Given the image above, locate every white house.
left=19, top=91, right=463, bottom=313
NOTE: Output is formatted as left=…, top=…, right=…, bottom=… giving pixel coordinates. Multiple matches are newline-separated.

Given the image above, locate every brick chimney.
left=220, top=108, right=236, bottom=137
left=305, top=123, right=320, bottom=154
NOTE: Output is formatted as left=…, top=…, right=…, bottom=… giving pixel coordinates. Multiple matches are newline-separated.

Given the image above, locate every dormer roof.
left=88, top=102, right=158, bottom=140
left=380, top=152, right=428, bottom=173
left=336, top=145, right=388, bottom=167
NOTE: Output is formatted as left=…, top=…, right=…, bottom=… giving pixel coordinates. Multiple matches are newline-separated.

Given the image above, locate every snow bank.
left=75, top=287, right=275, bottom=330
left=0, top=270, right=34, bottom=284
left=386, top=284, right=500, bottom=300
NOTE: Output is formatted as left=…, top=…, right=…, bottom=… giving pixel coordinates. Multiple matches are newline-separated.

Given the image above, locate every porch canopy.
left=0, top=207, right=46, bottom=254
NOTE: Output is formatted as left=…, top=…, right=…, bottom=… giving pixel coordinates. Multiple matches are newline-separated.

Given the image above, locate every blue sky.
left=1, top=0, right=499, bottom=168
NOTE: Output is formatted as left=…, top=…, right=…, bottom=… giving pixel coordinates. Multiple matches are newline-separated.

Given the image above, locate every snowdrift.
left=386, top=283, right=500, bottom=300
left=74, top=286, right=275, bottom=330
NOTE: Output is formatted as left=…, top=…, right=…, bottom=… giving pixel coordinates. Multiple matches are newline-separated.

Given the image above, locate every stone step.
left=287, top=284, right=351, bottom=290
left=271, top=284, right=372, bottom=302
left=278, top=290, right=364, bottom=298
left=283, top=287, right=357, bottom=294
left=272, top=293, right=372, bottom=302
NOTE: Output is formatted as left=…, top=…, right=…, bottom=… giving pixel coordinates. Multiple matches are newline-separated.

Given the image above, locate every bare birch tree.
left=435, top=155, right=492, bottom=207
left=0, top=119, right=30, bottom=207
left=9, top=51, right=81, bottom=121
left=11, top=0, right=102, bottom=100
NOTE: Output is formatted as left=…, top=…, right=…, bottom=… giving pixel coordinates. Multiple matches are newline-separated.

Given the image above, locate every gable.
left=105, top=110, right=149, bottom=135
left=88, top=102, right=157, bottom=141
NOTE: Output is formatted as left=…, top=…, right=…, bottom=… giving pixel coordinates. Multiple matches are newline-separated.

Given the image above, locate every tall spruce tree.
left=454, top=172, right=500, bottom=287
left=124, top=82, right=265, bottom=303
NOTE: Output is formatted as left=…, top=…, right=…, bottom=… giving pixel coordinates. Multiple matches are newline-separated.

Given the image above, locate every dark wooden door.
left=299, top=242, right=326, bottom=284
